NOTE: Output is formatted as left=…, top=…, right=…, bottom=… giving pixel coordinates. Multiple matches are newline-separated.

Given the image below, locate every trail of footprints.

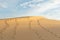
left=0, top=17, right=60, bottom=40
left=37, top=20, right=60, bottom=39
left=29, top=21, right=44, bottom=40
left=29, top=19, right=60, bottom=40
left=0, top=20, right=10, bottom=40
left=0, top=18, right=17, bottom=40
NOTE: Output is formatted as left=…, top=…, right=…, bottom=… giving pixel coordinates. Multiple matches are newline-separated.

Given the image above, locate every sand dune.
left=0, top=16, right=60, bottom=40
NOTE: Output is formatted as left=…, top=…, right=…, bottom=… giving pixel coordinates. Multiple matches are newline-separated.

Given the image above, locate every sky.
left=0, top=0, right=60, bottom=20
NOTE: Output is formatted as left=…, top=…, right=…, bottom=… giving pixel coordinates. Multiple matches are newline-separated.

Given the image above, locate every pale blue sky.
left=0, top=0, right=60, bottom=20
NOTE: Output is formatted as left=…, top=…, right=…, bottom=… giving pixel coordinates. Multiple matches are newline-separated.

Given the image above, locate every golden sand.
left=0, top=16, right=60, bottom=40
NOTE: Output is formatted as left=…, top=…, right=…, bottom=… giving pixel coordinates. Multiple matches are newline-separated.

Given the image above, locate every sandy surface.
left=0, top=16, right=60, bottom=40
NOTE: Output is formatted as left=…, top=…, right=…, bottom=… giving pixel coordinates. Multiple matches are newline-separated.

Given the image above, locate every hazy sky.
left=0, top=0, right=60, bottom=20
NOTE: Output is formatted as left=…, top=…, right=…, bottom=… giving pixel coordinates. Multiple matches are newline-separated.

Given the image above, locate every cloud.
left=45, top=7, right=60, bottom=19
left=19, top=0, right=47, bottom=8
left=26, top=0, right=59, bottom=13
left=20, top=0, right=60, bottom=20
left=0, top=2, right=8, bottom=8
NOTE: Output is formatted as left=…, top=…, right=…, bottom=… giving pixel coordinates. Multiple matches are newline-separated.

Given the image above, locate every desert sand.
left=0, top=16, right=60, bottom=40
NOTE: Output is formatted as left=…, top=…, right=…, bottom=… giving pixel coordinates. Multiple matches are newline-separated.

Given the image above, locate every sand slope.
left=0, top=16, right=60, bottom=40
